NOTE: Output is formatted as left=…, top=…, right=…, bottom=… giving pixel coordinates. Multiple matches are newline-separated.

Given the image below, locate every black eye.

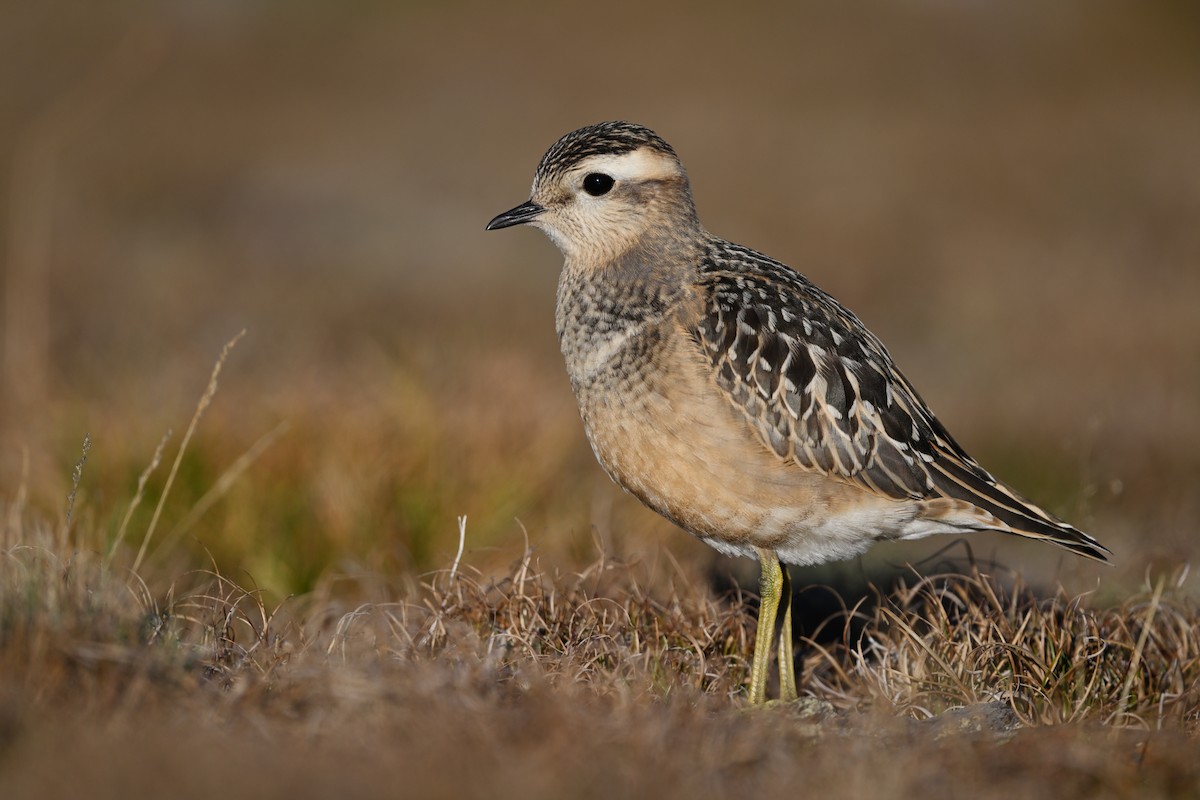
left=583, top=172, right=615, bottom=197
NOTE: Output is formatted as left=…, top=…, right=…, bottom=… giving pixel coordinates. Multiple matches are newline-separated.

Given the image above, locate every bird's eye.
left=583, top=173, right=615, bottom=197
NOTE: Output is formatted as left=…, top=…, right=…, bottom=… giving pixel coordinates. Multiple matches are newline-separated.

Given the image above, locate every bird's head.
left=486, top=121, right=700, bottom=263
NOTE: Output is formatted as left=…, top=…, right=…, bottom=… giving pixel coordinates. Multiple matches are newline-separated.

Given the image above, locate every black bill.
left=485, top=200, right=545, bottom=231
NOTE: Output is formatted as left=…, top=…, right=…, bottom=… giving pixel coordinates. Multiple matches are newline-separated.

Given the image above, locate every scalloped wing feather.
left=693, top=241, right=1110, bottom=562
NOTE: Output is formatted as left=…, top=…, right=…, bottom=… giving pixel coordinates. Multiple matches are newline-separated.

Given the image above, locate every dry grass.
left=811, top=567, right=1200, bottom=728
left=2, top=479, right=1199, bottom=798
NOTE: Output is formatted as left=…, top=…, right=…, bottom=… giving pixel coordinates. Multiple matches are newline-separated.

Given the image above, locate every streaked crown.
left=534, top=121, right=679, bottom=183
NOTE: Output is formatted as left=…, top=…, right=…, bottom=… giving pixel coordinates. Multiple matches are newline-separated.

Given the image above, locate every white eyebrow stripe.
left=575, top=149, right=682, bottom=183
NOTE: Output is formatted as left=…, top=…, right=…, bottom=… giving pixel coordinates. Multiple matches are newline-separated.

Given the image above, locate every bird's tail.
left=921, top=454, right=1111, bottom=562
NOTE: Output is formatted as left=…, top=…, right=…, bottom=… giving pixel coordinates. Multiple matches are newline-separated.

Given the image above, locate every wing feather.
left=691, top=241, right=1110, bottom=561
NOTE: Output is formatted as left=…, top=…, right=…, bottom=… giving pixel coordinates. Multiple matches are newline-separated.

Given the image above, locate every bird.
left=485, top=121, right=1110, bottom=704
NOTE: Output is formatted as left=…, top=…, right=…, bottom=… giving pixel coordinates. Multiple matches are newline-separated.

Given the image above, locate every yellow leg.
left=748, top=548, right=783, bottom=704
left=777, top=561, right=798, bottom=701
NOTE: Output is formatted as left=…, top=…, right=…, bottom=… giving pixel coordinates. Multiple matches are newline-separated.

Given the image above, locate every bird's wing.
left=691, top=241, right=1110, bottom=561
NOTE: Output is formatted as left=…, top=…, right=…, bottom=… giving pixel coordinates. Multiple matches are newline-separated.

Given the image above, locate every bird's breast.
left=555, top=267, right=672, bottom=393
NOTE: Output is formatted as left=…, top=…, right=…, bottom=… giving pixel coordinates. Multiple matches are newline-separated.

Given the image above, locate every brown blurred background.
left=1, top=1, right=1197, bottom=596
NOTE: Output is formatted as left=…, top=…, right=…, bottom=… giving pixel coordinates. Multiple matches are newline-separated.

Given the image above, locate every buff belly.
left=573, top=342, right=921, bottom=566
